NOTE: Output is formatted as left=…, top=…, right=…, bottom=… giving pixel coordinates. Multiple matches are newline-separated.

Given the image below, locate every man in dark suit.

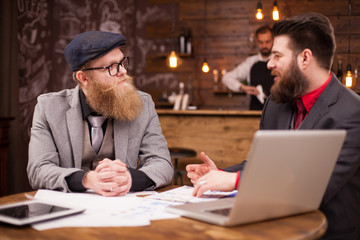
left=186, top=12, right=360, bottom=239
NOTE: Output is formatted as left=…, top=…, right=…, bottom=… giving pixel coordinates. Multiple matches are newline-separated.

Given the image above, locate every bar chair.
left=169, top=147, right=196, bottom=185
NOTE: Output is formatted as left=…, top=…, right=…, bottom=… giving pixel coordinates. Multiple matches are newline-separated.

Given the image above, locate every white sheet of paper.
left=32, top=190, right=180, bottom=231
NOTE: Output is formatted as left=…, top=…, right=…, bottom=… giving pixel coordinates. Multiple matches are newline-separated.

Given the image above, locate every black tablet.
left=0, top=200, right=85, bottom=226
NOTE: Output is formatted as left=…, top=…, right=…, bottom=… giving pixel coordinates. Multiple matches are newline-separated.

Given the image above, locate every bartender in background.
left=222, top=25, right=275, bottom=110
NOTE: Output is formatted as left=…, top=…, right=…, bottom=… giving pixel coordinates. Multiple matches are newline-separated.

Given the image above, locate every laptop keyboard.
left=206, top=208, right=231, bottom=216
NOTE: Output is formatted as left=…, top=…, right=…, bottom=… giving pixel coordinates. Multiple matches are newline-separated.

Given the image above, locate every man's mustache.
left=101, top=76, right=131, bottom=92
left=271, top=70, right=280, bottom=77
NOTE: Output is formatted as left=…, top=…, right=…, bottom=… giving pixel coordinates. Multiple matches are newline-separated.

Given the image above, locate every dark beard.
left=260, top=48, right=271, bottom=57
left=270, top=59, right=309, bottom=103
left=85, top=75, right=143, bottom=121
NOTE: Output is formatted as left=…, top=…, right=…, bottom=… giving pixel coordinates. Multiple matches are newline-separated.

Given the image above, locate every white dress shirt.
left=222, top=53, right=272, bottom=92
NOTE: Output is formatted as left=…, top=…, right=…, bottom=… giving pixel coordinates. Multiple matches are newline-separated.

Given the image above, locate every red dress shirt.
left=233, top=73, right=332, bottom=189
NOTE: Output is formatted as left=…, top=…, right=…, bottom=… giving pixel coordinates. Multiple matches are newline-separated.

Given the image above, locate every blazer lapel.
left=277, top=103, right=293, bottom=129
left=66, top=86, right=84, bottom=169
left=300, top=75, right=339, bottom=129
left=114, top=119, right=129, bottom=164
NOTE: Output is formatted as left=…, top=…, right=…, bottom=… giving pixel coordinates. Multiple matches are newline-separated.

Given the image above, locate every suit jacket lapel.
left=277, top=103, right=293, bottom=129
left=66, top=86, right=84, bottom=168
left=300, top=75, right=339, bottom=129
left=114, top=119, right=129, bottom=164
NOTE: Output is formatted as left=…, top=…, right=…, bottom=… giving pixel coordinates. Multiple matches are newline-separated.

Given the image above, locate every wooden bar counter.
left=157, top=109, right=261, bottom=183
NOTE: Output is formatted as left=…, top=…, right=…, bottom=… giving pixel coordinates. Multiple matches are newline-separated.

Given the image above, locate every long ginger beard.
left=85, top=75, right=143, bottom=121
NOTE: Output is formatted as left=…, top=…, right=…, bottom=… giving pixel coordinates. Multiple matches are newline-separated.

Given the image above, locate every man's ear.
left=298, top=48, right=312, bottom=70
left=76, top=71, right=90, bottom=86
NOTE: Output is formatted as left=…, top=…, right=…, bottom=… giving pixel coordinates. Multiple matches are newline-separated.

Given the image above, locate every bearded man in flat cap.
left=27, top=31, right=173, bottom=196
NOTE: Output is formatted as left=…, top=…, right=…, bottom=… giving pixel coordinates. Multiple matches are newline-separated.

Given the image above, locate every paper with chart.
left=31, top=186, right=237, bottom=230
left=145, top=185, right=237, bottom=203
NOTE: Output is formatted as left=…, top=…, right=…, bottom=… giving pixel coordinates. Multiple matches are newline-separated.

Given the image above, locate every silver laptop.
left=166, top=130, right=346, bottom=226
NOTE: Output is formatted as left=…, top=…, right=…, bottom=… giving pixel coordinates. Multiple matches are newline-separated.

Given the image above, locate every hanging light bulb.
left=168, top=50, right=180, bottom=68
left=340, top=0, right=357, bottom=89
left=202, top=59, right=210, bottom=73
left=256, top=2, right=263, bottom=20
left=342, top=64, right=357, bottom=89
left=201, top=0, right=209, bottom=73
left=272, top=0, right=280, bottom=21
left=167, top=0, right=180, bottom=69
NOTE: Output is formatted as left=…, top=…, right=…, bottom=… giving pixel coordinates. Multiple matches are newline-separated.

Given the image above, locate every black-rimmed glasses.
left=82, top=56, right=129, bottom=76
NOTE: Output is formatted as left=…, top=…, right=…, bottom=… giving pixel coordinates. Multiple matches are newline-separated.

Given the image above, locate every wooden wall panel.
left=180, top=0, right=270, bottom=20
left=144, top=0, right=360, bottom=110
left=146, top=21, right=172, bottom=39
left=279, top=0, right=360, bottom=17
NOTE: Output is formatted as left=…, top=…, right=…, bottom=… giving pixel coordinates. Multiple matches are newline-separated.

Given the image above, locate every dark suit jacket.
left=227, top=74, right=360, bottom=239
left=260, top=75, right=360, bottom=239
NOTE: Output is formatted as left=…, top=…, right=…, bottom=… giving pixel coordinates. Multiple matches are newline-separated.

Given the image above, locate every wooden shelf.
left=213, top=89, right=245, bottom=95
left=155, top=102, right=173, bottom=109
left=150, top=53, right=193, bottom=59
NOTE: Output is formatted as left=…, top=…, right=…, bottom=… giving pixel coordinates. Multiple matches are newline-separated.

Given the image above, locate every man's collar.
left=79, top=89, right=95, bottom=119
left=297, top=72, right=332, bottom=113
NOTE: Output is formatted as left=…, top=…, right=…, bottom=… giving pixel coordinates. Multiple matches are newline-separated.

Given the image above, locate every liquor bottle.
left=173, top=82, right=184, bottom=111
left=179, top=82, right=184, bottom=96
left=221, top=69, right=227, bottom=89
left=179, top=28, right=186, bottom=53
left=355, top=67, right=358, bottom=80
left=186, top=29, right=192, bottom=55
left=213, top=69, right=219, bottom=90
left=354, top=67, right=359, bottom=91
left=337, top=60, right=343, bottom=81
left=186, top=77, right=193, bottom=105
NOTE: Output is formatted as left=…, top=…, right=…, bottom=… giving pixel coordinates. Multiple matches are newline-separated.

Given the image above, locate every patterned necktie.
left=294, top=98, right=307, bottom=130
left=87, top=115, right=106, bottom=153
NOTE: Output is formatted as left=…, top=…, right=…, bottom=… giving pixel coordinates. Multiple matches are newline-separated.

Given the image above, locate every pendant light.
left=341, top=0, right=356, bottom=89
left=256, top=2, right=263, bottom=20
left=202, top=60, right=210, bottom=73
left=201, top=0, right=210, bottom=73
left=168, top=51, right=179, bottom=68
left=272, top=1, right=280, bottom=21
left=167, top=0, right=180, bottom=68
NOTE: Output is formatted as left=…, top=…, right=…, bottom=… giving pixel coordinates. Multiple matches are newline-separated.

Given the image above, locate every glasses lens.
left=107, top=57, right=129, bottom=76
left=108, top=63, right=119, bottom=76
left=121, top=57, right=129, bottom=70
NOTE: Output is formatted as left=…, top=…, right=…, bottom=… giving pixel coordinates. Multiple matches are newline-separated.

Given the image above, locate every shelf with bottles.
left=213, top=89, right=245, bottom=95
left=179, top=28, right=193, bottom=56
left=151, top=27, right=194, bottom=59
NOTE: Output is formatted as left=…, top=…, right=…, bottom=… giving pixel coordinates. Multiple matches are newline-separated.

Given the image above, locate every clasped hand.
left=83, top=158, right=132, bottom=197
left=186, top=152, right=237, bottom=197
